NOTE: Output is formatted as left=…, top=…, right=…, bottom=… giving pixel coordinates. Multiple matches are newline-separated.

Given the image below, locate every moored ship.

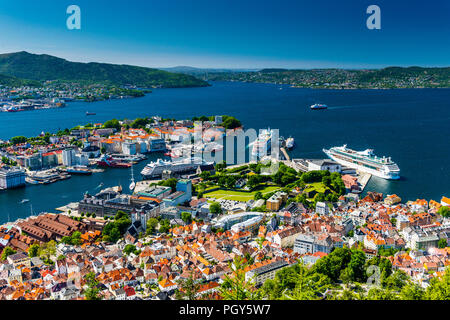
left=323, top=145, right=400, bottom=180
left=65, top=166, right=93, bottom=175
left=251, top=128, right=273, bottom=158
left=141, top=157, right=214, bottom=179
left=97, top=155, right=132, bottom=168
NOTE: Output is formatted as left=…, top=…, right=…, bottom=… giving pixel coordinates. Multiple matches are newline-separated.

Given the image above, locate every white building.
left=315, top=202, right=330, bottom=215
left=307, top=159, right=341, bottom=173
left=0, top=167, right=26, bottom=189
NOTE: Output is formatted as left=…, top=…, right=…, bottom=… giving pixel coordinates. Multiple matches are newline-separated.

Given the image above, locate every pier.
left=280, top=147, right=291, bottom=161
left=356, top=171, right=372, bottom=192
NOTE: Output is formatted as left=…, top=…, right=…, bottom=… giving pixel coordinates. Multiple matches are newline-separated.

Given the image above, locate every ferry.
left=323, top=145, right=400, bottom=180
left=65, top=166, right=93, bottom=175
left=97, top=155, right=132, bottom=168
left=251, top=128, right=273, bottom=158
left=285, top=137, right=295, bottom=149
left=141, top=157, right=213, bottom=179
left=310, top=103, right=328, bottom=110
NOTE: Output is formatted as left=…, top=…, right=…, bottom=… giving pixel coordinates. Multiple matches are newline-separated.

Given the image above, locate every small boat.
left=285, top=137, right=295, bottom=149
left=129, top=164, right=136, bottom=192
left=310, top=104, right=327, bottom=110
left=20, top=199, right=30, bottom=204
left=86, top=111, right=96, bottom=116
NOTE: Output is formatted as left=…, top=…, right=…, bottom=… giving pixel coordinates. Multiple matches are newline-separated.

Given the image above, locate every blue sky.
left=0, top=0, right=448, bottom=68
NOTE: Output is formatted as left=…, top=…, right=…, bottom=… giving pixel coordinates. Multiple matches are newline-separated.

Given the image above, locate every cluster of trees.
left=181, top=212, right=192, bottom=224
left=103, top=119, right=121, bottom=131
left=438, top=206, right=450, bottom=218
left=209, top=201, right=222, bottom=214
left=1, top=246, right=17, bottom=261
left=123, top=244, right=141, bottom=256
left=130, top=117, right=154, bottom=129
left=61, top=231, right=83, bottom=246
left=258, top=246, right=450, bottom=300
left=158, top=218, right=171, bottom=234
left=1, top=156, right=17, bottom=166
left=190, top=115, right=242, bottom=130
left=271, top=163, right=298, bottom=187
left=84, top=272, right=102, bottom=300
left=157, top=178, right=178, bottom=192
left=102, top=211, right=131, bottom=243
left=217, top=175, right=239, bottom=189
left=9, top=136, right=27, bottom=145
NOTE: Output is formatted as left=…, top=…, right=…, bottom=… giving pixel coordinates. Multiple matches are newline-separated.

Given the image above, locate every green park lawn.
left=204, top=185, right=281, bottom=202
left=304, top=182, right=327, bottom=193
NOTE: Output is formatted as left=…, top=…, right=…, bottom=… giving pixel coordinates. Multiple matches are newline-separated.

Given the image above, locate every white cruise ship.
left=323, top=145, right=400, bottom=180
left=141, top=157, right=214, bottom=179
left=251, top=128, right=273, bottom=158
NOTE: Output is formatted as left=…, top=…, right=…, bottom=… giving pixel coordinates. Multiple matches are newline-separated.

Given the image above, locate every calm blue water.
left=0, top=81, right=449, bottom=222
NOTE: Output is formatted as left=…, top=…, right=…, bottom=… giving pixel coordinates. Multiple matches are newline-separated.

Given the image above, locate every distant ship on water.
left=310, top=103, right=327, bottom=110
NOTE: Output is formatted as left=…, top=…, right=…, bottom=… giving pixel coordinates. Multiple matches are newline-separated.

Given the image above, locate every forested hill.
left=0, top=73, right=41, bottom=87
left=204, top=66, right=450, bottom=89
left=0, top=51, right=209, bottom=88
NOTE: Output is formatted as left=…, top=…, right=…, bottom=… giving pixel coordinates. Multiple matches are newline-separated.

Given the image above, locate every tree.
left=322, top=176, right=331, bottom=187
left=366, top=287, right=398, bottom=300
left=280, top=262, right=331, bottom=300
left=181, top=212, right=192, bottom=224
left=219, top=256, right=262, bottom=300
left=1, top=246, right=16, bottom=261
left=146, top=218, right=158, bottom=235
left=254, top=191, right=263, bottom=200
left=199, top=171, right=211, bottom=180
left=347, top=249, right=366, bottom=282
left=209, top=201, right=222, bottom=214
left=159, top=219, right=171, bottom=234
left=222, top=116, right=241, bottom=130
left=103, top=119, right=121, bottom=130
left=247, top=175, right=261, bottom=189
left=399, top=282, right=425, bottom=300
left=39, top=240, right=57, bottom=261
left=383, top=270, right=408, bottom=291
left=215, top=161, right=227, bottom=172
left=424, top=267, right=450, bottom=300
left=312, top=247, right=352, bottom=282
left=84, top=272, right=102, bottom=300
left=159, top=178, right=178, bottom=192
left=438, top=238, right=447, bottom=249
left=10, top=136, right=27, bottom=145
left=437, top=206, right=450, bottom=218
left=176, top=272, right=200, bottom=300
left=123, top=244, right=138, bottom=255
left=28, top=244, right=40, bottom=258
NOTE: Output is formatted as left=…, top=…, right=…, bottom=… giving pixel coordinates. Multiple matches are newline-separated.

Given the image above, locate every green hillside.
left=206, top=66, right=450, bottom=89
left=0, top=73, right=41, bottom=87
left=0, top=51, right=209, bottom=88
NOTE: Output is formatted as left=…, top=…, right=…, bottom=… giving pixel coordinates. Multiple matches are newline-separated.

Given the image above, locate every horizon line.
left=2, top=50, right=450, bottom=71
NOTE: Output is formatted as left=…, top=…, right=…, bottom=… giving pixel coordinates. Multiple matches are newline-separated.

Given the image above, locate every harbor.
left=1, top=82, right=449, bottom=222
